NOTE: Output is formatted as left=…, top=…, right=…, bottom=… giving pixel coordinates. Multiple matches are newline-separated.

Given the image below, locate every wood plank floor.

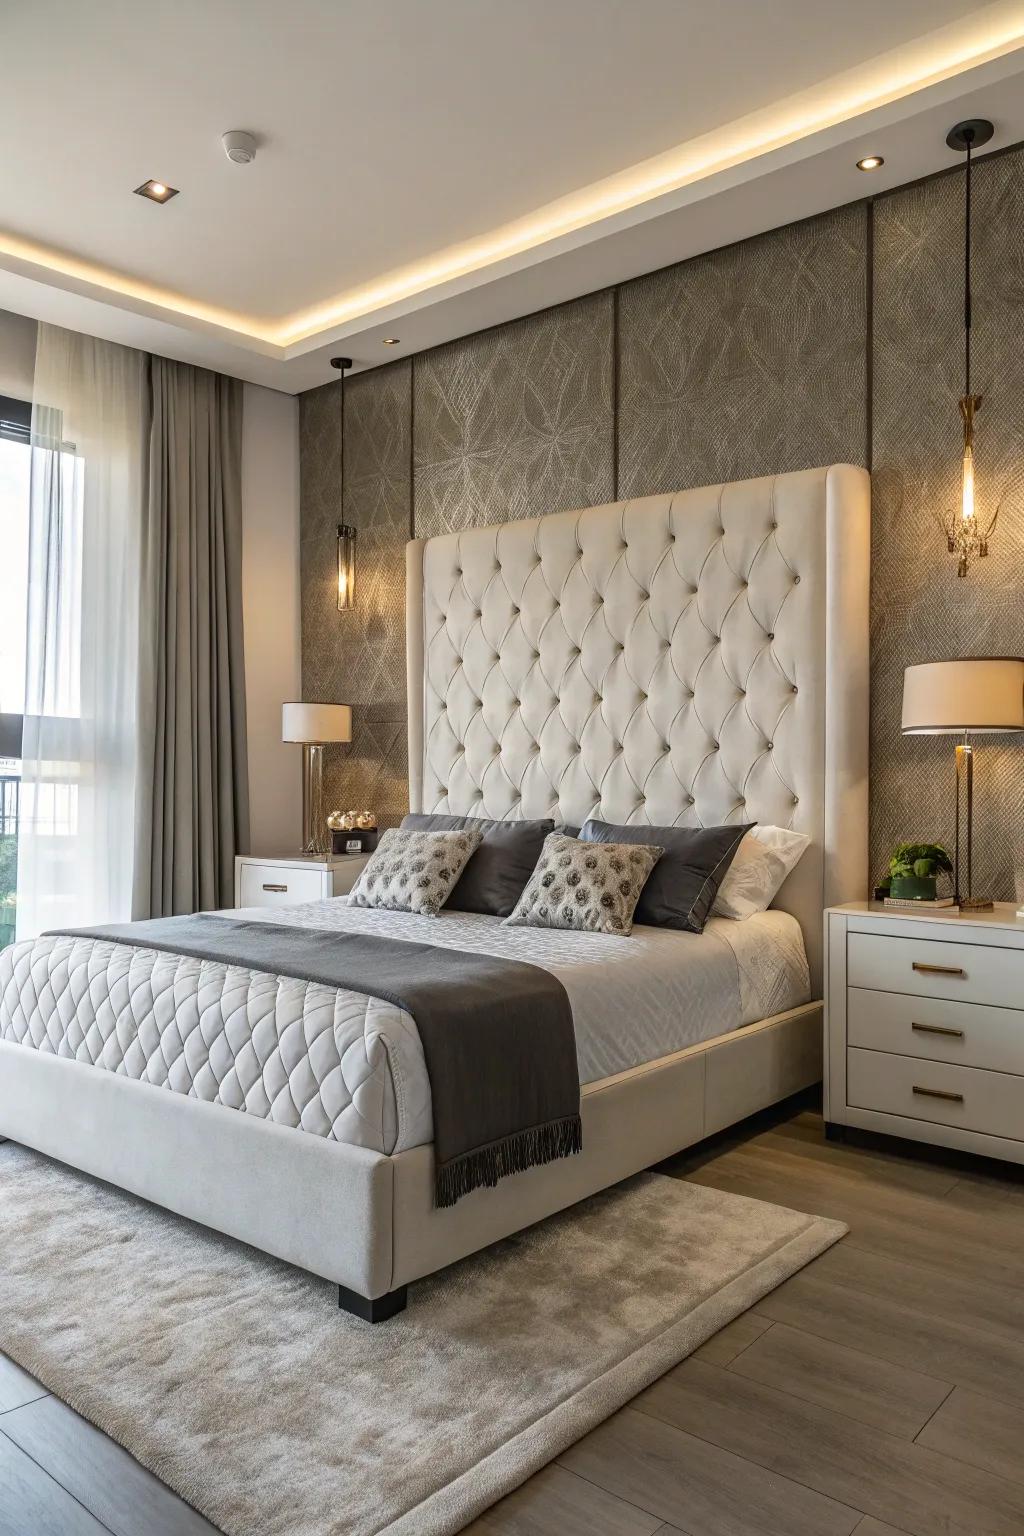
left=3, top=1098, right=1024, bottom=1536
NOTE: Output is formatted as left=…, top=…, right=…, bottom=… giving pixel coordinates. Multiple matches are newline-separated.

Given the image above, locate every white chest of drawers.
left=825, top=902, right=1024, bottom=1163
left=233, top=853, right=369, bottom=911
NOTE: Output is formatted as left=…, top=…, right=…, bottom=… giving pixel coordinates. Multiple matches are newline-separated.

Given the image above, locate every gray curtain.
left=134, top=357, right=250, bottom=917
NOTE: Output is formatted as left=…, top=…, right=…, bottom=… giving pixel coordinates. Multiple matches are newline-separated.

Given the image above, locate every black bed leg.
left=338, top=1283, right=408, bottom=1322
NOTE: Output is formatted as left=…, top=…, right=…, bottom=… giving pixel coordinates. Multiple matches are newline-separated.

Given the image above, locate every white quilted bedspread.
left=0, top=902, right=808, bottom=1156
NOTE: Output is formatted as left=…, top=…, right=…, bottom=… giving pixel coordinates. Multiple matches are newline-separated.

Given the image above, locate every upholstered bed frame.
left=0, top=465, right=869, bottom=1318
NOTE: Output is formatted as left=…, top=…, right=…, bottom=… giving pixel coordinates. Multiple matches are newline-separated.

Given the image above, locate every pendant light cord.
left=330, top=356, right=354, bottom=530
left=964, top=132, right=972, bottom=397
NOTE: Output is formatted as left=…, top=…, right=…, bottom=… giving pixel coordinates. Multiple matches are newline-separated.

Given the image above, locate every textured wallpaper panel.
left=413, top=291, right=614, bottom=537
left=299, top=360, right=411, bottom=829
left=617, top=205, right=868, bottom=497
left=870, top=148, right=1024, bottom=898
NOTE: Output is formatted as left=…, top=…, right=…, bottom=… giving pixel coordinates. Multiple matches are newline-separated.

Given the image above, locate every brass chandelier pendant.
left=937, top=118, right=997, bottom=577
left=941, top=392, right=997, bottom=577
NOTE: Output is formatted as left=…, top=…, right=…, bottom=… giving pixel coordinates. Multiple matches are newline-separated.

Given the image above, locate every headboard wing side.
left=406, top=537, right=426, bottom=816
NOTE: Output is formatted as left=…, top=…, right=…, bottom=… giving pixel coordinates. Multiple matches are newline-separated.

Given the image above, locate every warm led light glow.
left=856, top=154, right=885, bottom=170
left=382, top=337, right=401, bottom=346
left=4, top=13, right=1024, bottom=350
left=337, top=524, right=356, bottom=612
left=133, top=179, right=179, bottom=205
left=961, top=441, right=976, bottom=522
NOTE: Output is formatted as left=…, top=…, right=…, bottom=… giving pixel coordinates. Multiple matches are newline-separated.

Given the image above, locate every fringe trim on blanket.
left=435, top=1115, right=583, bottom=1209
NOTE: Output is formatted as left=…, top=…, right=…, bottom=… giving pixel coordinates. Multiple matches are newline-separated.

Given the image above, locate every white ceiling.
left=3, top=0, right=1024, bottom=393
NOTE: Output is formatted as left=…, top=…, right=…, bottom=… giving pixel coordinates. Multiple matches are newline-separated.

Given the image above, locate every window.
left=0, top=393, right=30, bottom=945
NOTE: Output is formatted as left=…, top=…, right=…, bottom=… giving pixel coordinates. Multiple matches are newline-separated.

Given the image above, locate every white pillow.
left=712, top=825, right=811, bottom=921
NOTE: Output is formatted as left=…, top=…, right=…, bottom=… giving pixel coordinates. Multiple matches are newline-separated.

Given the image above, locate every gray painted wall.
left=301, top=148, right=1024, bottom=899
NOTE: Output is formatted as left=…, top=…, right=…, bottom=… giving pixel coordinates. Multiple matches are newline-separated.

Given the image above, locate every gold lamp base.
left=953, top=743, right=992, bottom=911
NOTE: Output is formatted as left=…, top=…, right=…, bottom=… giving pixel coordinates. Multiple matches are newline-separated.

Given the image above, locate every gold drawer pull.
left=911, top=1022, right=965, bottom=1039
left=262, top=882, right=288, bottom=893
left=912, top=961, right=966, bottom=978
left=912, top=1085, right=964, bottom=1103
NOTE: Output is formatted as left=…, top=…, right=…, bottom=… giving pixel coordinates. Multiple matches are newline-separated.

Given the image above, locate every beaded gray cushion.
left=504, top=833, right=663, bottom=936
left=348, top=827, right=483, bottom=917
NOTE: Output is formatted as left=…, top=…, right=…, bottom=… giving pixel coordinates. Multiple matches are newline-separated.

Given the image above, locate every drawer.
left=848, top=988, right=1024, bottom=1076
left=848, top=1046, right=1024, bottom=1142
left=848, top=931, right=1024, bottom=1010
left=238, top=864, right=326, bottom=908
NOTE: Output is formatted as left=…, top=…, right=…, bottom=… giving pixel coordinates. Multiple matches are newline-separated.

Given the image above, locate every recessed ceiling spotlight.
left=856, top=155, right=885, bottom=171
left=134, top=179, right=179, bottom=203
left=382, top=337, right=401, bottom=346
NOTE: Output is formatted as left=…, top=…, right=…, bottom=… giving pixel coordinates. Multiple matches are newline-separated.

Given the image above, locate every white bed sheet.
left=237, top=898, right=810, bottom=1145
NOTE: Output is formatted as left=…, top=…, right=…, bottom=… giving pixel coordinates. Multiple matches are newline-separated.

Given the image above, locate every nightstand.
left=825, top=901, right=1024, bottom=1165
left=233, top=853, right=370, bottom=910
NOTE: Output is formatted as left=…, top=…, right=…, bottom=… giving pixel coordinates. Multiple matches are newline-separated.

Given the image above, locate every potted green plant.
left=887, top=842, right=954, bottom=902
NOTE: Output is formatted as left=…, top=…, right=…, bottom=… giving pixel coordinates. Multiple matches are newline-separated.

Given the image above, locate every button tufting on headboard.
left=407, top=466, right=870, bottom=992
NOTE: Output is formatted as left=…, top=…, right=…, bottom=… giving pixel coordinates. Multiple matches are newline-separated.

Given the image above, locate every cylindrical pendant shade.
left=902, top=660, right=1024, bottom=735
left=337, top=523, right=356, bottom=611
left=282, top=702, right=352, bottom=744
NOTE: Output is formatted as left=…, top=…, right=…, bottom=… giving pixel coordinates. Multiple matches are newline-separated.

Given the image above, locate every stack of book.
left=882, top=895, right=958, bottom=911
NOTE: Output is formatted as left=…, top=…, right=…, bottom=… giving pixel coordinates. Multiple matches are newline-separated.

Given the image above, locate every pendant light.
left=940, top=119, right=996, bottom=576
left=331, top=356, right=356, bottom=609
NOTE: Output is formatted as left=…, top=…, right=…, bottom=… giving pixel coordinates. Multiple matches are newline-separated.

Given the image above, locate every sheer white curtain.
left=16, top=325, right=147, bottom=937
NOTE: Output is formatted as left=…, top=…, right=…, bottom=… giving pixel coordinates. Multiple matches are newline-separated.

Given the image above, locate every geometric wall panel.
left=618, top=204, right=868, bottom=498
left=300, top=359, right=412, bottom=829
left=413, top=291, right=614, bottom=538
left=870, top=147, right=1024, bottom=899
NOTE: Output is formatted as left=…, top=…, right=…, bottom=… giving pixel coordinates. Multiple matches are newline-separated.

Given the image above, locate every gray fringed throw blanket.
left=58, top=915, right=582, bottom=1207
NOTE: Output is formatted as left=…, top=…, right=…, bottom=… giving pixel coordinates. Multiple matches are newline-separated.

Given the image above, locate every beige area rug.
left=0, top=1144, right=844, bottom=1536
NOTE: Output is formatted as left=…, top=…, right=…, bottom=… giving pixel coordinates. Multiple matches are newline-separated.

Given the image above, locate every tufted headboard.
left=406, top=465, right=870, bottom=992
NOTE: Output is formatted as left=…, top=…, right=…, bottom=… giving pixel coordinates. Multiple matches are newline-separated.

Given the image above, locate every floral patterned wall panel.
left=617, top=205, right=867, bottom=496
left=412, top=291, right=615, bottom=539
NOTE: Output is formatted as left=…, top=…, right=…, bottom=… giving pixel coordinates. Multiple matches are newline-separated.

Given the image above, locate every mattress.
left=0, top=903, right=809, bottom=1158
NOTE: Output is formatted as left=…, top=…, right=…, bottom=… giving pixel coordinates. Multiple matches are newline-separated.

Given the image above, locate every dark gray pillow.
left=401, top=813, right=555, bottom=918
left=578, top=819, right=752, bottom=934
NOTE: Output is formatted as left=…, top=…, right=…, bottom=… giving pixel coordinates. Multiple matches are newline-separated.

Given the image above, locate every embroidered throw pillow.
left=400, top=813, right=554, bottom=917
left=348, top=827, right=483, bottom=917
left=504, top=833, right=663, bottom=936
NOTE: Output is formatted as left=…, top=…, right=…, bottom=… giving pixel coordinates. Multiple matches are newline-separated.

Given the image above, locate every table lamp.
left=901, top=659, right=1024, bottom=909
left=282, top=702, right=352, bottom=858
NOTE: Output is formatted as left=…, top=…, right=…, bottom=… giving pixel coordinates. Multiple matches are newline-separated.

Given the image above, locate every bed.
left=0, top=463, right=869, bottom=1319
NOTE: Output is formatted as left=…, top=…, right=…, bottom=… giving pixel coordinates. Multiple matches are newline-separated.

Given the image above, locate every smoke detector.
left=222, top=131, right=258, bottom=165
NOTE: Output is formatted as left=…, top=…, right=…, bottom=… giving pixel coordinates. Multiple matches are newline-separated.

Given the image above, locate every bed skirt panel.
left=389, top=1003, right=822, bottom=1290
left=0, top=1041, right=396, bottom=1297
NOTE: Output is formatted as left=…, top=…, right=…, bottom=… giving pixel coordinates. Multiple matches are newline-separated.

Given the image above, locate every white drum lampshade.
left=282, top=702, right=352, bottom=745
left=902, top=660, right=1024, bottom=734
left=281, top=702, right=353, bottom=857
left=901, top=659, right=1024, bottom=908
